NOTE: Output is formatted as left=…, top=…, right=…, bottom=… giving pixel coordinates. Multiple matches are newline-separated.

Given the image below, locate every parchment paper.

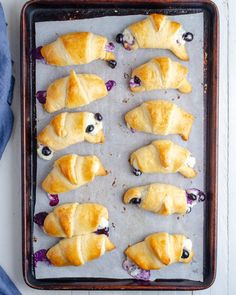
left=34, top=12, right=204, bottom=281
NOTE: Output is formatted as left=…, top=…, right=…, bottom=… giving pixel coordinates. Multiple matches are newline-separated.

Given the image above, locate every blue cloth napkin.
left=0, top=3, right=14, bottom=159
left=0, top=266, right=21, bottom=295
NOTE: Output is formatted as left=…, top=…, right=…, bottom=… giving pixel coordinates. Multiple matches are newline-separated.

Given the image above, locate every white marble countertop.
left=0, top=0, right=234, bottom=294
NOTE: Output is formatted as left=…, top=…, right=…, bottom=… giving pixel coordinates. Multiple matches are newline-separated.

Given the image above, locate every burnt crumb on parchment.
left=122, top=183, right=127, bottom=189
left=112, top=177, right=117, bottom=187
left=177, top=95, right=180, bottom=99
left=109, top=153, right=113, bottom=156
left=118, top=123, right=123, bottom=128
left=124, top=73, right=130, bottom=79
left=123, top=206, right=126, bottom=211
left=177, top=216, right=180, bottom=220
left=112, top=222, right=115, bottom=229
left=33, top=236, right=37, bottom=243
left=122, top=98, right=129, bottom=103
left=171, top=98, right=175, bottom=101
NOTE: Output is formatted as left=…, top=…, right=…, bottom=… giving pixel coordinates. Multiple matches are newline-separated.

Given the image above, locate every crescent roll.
left=124, top=183, right=187, bottom=215
left=47, top=233, right=115, bottom=266
left=130, top=140, right=197, bottom=178
left=43, top=203, right=109, bottom=238
left=129, top=57, right=192, bottom=93
left=39, top=32, right=116, bottom=66
left=125, top=232, right=193, bottom=270
left=42, top=154, right=107, bottom=194
left=125, top=100, right=194, bottom=140
left=117, top=14, right=192, bottom=60
left=37, top=112, right=105, bottom=155
left=40, top=70, right=109, bottom=113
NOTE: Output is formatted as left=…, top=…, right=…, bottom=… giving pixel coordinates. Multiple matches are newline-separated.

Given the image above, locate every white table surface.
left=0, top=0, right=234, bottom=294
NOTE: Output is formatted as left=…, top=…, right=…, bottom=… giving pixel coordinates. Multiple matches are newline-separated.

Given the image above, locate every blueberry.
left=199, top=193, right=206, bottom=201
left=42, top=146, right=51, bottom=156
left=94, top=113, right=103, bottom=121
left=182, top=32, right=194, bottom=42
left=116, top=33, right=123, bottom=44
left=107, top=60, right=117, bottom=69
left=130, top=198, right=141, bottom=205
left=86, top=125, right=95, bottom=133
left=133, top=168, right=142, bottom=176
left=181, top=249, right=190, bottom=259
left=133, top=75, right=141, bottom=85
left=188, top=193, right=197, bottom=201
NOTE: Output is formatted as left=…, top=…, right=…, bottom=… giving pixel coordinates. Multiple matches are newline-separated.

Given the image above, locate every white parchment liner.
left=34, top=13, right=204, bottom=281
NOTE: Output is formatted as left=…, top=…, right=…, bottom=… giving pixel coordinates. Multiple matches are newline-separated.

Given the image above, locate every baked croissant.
left=124, top=183, right=187, bottom=215
left=116, top=13, right=193, bottom=60
left=43, top=203, right=109, bottom=237
left=130, top=140, right=197, bottom=178
left=42, top=154, right=107, bottom=194
left=129, top=57, right=192, bottom=93
left=125, top=100, right=194, bottom=140
left=38, top=70, right=114, bottom=113
left=47, top=233, right=115, bottom=266
left=37, top=112, right=105, bottom=156
left=125, top=232, right=193, bottom=270
left=38, top=32, right=116, bottom=67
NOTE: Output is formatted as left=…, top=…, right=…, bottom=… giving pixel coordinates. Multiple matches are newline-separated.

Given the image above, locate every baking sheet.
left=34, top=12, right=204, bottom=281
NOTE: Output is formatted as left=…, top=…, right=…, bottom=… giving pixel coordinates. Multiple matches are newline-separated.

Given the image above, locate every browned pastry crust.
left=41, top=32, right=116, bottom=66
left=42, top=154, right=107, bottom=194
left=37, top=112, right=105, bottom=151
left=130, top=140, right=197, bottom=178
left=47, top=233, right=115, bottom=266
left=43, top=203, right=109, bottom=237
left=124, top=14, right=189, bottom=60
left=125, top=232, right=193, bottom=270
left=125, top=100, right=194, bottom=140
left=123, top=183, right=187, bottom=215
left=130, top=57, right=192, bottom=93
left=44, top=70, right=108, bottom=113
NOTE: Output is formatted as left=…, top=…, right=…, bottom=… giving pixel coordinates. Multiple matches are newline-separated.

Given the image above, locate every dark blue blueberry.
left=130, top=198, right=141, bottom=205
left=107, top=60, right=117, bottom=69
left=94, top=113, right=103, bottom=121
left=133, top=168, right=142, bottom=176
left=133, top=75, right=141, bottom=85
left=188, top=193, right=197, bottom=201
left=182, top=32, right=194, bottom=42
left=86, top=125, right=95, bottom=133
left=116, top=33, right=123, bottom=44
left=181, top=249, right=190, bottom=259
left=42, top=146, right=51, bottom=156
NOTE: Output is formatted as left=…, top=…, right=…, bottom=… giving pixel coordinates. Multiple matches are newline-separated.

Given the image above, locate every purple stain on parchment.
left=33, top=212, right=48, bottom=227
left=122, top=259, right=150, bottom=281
left=47, top=194, right=59, bottom=206
left=36, top=91, right=47, bottom=104
left=33, top=249, right=50, bottom=267
left=105, top=80, right=116, bottom=91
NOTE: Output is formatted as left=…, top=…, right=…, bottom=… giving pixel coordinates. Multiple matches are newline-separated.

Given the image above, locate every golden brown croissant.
left=125, top=100, right=194, bottom=140
left=42, top=154, right=107, bottom=194
left=38, top=32, right=116, bottom=67
left=37, top=112, right=105, bottom=158
left=47, top=233, right=115, bottom=266
left=37, top=70, right=116, bottom=113
left=43, top=203, right=109, bottom=237
left=123, top=183, right=187, bottom=215
left=129, top=57, right=192, bottom=93
left=125, top=232, right=193, bottom=270
left=130, top=140, right=197, bottom=178
left=116, top=14, right=193, bottom=60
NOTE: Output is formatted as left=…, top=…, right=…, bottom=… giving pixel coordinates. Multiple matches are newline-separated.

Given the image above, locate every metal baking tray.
left=21, top=0, right=219, bottom=290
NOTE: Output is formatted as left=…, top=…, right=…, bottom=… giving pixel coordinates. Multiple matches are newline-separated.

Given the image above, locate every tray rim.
left=21, top=0, right=219, bottom=290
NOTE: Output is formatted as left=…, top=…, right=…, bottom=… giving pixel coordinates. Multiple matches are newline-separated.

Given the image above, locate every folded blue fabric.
left=0, top=3, right=14, bottom=159
left=0, top=266, right=21, bottom=295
